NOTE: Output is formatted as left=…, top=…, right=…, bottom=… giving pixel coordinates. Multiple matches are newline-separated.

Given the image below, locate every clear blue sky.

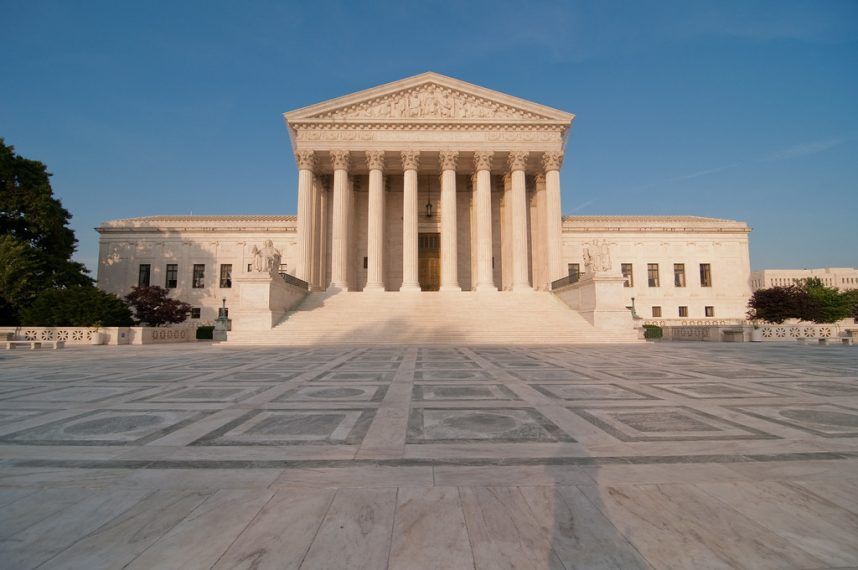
left=2, top=0, right=856, bottom=272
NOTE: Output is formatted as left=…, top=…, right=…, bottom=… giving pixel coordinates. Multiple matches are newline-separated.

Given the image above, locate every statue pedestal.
left=231, top=273, right=308, bottom=331
left=552, top=272, right=634, bottom=331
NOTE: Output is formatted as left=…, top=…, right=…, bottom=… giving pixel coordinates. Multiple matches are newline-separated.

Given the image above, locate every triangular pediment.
left=284, top=72, right=573, bottom=124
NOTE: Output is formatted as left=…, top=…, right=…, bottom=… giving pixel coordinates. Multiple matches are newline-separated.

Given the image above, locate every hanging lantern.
left=425, top=175, right=433, bottom=218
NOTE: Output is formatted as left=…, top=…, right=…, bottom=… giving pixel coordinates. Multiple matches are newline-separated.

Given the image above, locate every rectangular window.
left=700, top=263, right=712, bottom=287
left=647, top=263, right=660, bottom=287
left=247, top=263, right=253, bottom=272
left=651, top=306, right=662, bottom=318
left=219, top=264, right=232, bottom=288
left=192, top=264, right=205, bottom=288
left=621, top=263, right=633, bottom=287
left=363, top=257, right=368, bottom=269
left=674, top=263, right=686, bottom=287
left=137, top=264, right=151, bottom=287
left=190, top=307, right=201, bottom=319
left=568, top=263, right=580, bottom=283
left=679, top=306, right=688, bottom=317
left=165, top=264, right=178, bottom=289
left=705, top=306, right=715, bottom=317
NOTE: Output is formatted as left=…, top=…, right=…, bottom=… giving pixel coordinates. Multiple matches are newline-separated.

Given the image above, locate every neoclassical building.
left=97, top=73, right=752, bottom=343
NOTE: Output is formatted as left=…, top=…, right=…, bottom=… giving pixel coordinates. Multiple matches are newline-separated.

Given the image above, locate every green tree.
left=21, top=286, right=133, bottom=327
left=0, top=139, right=91, bottom=323
left=0, top=235, right=40, bottom=323
left=802, top=277, right=854, bottom=324
left=125, top=286, right=191, bottom=326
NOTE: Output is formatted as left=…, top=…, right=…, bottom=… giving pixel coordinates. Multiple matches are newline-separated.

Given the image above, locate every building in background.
left=750, top=268, right=858, bottom=291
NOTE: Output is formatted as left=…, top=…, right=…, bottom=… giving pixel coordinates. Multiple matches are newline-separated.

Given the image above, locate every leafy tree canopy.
left=748, top=278, right=857, bottom=324
left=125, top=285, right=191, bottom=327
left=21, top=286, right=134, bottom=327
left=0, top=139, right=91, bottom=323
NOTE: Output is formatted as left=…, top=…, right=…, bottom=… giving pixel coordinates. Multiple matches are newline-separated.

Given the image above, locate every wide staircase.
left=226, top=290, right=641, bottom=345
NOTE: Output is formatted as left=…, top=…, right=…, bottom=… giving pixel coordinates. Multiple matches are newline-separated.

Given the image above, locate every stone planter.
left=750, top=328, right=763, bottom=342
left=90, top=332, right=105, bottom=345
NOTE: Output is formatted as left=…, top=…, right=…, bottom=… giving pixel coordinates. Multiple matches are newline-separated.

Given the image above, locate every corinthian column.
left=542, top=152, right=564, bottom=284
left=473, top=151, right=496, bottom=291
left=294, top=150, right=316, bottom=284
left=365, top=151, right=386, bottom=291
left=439, top=150, right=460, bottom=291
left=400, top=150, right=421, bottom=292
left=508, top=151, right=530, bottom=291
left=329, top=150, right=351, bottom=291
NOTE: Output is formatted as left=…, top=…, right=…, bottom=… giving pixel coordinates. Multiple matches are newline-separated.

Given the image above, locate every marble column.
left=473, top=151, right=496, bottom=291
left=534, top=174, right=547, bottom=290
left=329, top=150, right=351, bottom=291
left=542, top=152, right=564, bottom=284
left=508, top=151, right=531, bottom=291
left=439, top=150, right=460, bottom=291
left=294, top=150, right=315, bottom=283
left=365, top=151, right=386, bottom=291
left=400, top=150, right=421, bottom=292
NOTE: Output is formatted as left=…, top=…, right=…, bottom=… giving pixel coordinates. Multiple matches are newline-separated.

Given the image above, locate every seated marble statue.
left=250, top=241, right=282, bottom=277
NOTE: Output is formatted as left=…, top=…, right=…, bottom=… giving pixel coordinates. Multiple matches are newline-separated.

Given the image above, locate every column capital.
left=330, top=150, right=351, bottom=171
left=507, top=151, right=529, bottom=172
left=295, top=150, right=316, bottom=171
left=365, top=151, right=385, bottom=172
left=401, top=150, right=420, bottom=170
left=541, top=151, right=564, bottom=172
left=439, top=150, right=459, bottom=171
left=473, top=151, right=493, bottom=172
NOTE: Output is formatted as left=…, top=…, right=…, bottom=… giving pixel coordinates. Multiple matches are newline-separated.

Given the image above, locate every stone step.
left=226, top=290, right=641, bottom=345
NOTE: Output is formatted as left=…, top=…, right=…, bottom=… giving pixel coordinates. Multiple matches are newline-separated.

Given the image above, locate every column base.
left=474, top=283, right=499, bottom=292
left=512, top=283, right=533, bottom=292
left=363, top=284, right=386, bottom=293
left=440, top=285, right=462, bottom=292
left=327, top=283, right=350, bottom=293
left=399, top=284, right=422, bottom=293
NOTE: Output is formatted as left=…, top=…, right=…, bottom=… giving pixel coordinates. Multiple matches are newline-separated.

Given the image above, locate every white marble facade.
left=96, top=73, right=753, bottom=323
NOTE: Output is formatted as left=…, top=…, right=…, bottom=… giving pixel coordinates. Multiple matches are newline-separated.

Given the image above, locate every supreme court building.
left=97, top=73, right=752, bottom=344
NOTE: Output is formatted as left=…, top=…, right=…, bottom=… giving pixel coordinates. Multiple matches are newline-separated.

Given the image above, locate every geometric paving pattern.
left=0, top=342, right=856, bottom=568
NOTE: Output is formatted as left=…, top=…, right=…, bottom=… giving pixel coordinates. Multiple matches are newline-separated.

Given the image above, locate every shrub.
left=125, top=285, right=191, bottom=326
left=196, top=325, right=214, bottom=340
left=643, top=324, right=663, bottom=339
left=20, top=286, right=133, bottom=326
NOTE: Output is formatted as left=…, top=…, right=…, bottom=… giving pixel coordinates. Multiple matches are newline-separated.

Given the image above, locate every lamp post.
left=213, top=297, right=228, bottom=341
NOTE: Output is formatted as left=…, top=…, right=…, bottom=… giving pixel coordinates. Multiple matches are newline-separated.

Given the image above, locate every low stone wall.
left=659, top=323, right=857, bottom=343
left=0, top=326, right=197, bottom=345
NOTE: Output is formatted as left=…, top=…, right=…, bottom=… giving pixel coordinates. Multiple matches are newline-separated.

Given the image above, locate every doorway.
left=418, top=232, right=440, bottom=291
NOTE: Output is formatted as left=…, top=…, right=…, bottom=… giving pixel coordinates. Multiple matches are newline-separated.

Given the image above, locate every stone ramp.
left=227, top=290, right=640, bottom=345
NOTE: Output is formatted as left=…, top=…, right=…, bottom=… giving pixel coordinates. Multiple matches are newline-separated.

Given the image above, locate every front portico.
left=285, top=72, right=572, bottom=293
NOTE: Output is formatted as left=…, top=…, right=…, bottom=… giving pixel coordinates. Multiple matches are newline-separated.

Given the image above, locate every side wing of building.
left=563, top=216, right=752, bottom=321
left=96, top=216, right=297, bottom=322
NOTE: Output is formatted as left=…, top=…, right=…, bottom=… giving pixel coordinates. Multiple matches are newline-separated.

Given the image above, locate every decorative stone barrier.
left=656, top=323, right=855, bottom=343
left=0, top=326, right=197, bottom=346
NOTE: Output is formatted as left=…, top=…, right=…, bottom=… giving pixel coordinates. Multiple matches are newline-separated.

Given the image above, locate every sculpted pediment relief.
left=285, top=73, right=573, bottom=125
left=307, top=83, right=549, bottom=122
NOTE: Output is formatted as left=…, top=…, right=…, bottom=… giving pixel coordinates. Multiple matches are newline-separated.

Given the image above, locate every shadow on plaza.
left=294, top=309, right=651, bottom=568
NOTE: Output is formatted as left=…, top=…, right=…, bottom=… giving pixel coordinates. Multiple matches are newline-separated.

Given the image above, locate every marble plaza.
left=1, top=343, right=857, bottom=568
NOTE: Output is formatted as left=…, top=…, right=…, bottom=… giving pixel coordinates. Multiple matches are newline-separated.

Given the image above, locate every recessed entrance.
left=418, top=232, right=440, bottom=291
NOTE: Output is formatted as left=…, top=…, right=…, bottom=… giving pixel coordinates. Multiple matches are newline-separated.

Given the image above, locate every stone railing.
left=656, top=322, right=854, bottom=343
left=0, top=326, right=197, bottom=345
left=644, top=319, right=745, bottom=327
left=757, top=323, right=840, bottom=340
left=279, top=272, right=309, bottom=290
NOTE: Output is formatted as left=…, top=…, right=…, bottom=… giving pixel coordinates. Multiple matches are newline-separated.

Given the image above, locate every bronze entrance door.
left=418, top=233, right=440, bottom=291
